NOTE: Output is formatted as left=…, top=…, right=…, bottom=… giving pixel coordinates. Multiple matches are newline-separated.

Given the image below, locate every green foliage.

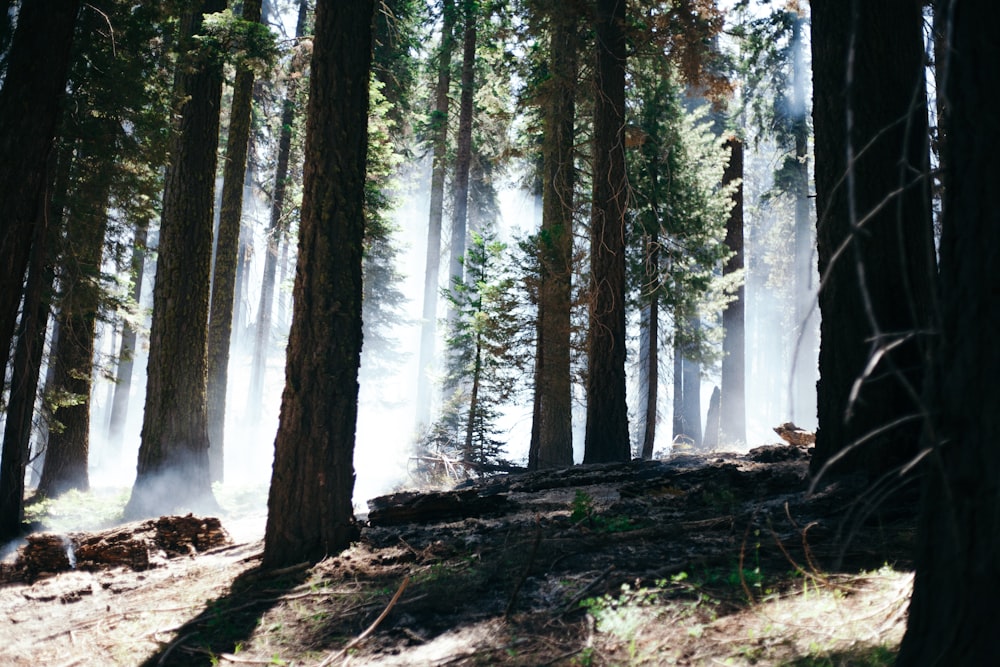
left=199, top=9, right=279, bottom=73
left=570, top=491, right=636, bottom=533
left=24, top=488, right=129, bottom=531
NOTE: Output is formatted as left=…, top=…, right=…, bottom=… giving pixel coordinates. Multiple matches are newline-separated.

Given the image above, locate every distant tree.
left=897, top=3, right=1000, bottom=662
left=126, top=0, right=228, bottom=519
left=207, top=0, right=269, bottom=483
left=262, top=0, right=374, bottom=568
left=0, top=0, right=79, bottom=379
left=584, top=0, right=630, bottom=463
left=809, top=0, right=936, bottom=480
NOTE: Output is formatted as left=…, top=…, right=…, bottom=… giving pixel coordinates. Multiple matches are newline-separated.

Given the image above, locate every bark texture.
left=897, top=2, right=1000, bottom=663
left=126, top=2, right=226, bottom=519
left=584, top=0, right=630, bottom=463
left=532, top=4, right=578, bottom=469
left=720, top=137, right=746, bottom=446
left=809, top=0, right=935, bottom=479
left=0, top=0, right=78, bottom=375
left=263, top=0, right=373, bottom=568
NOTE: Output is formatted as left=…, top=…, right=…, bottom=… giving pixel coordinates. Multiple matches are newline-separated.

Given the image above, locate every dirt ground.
left=0, top=445, right=916, bottom=666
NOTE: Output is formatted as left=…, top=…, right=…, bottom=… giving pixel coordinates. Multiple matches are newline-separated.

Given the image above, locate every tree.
left=720, top=136, right=745, bottom=446
left=0, top=0, right=79, bottom=379
left=809, top=0, right=936, bottom=480
left=415, top=0, right=457, bottom=430
left=262, top=0, right=374, bottom=568
left=126, top=1, right=228, bottom=518
left=530, top=0, right=579, bottom=470
left=584, top=0, right=630, bottom=464
left=897, top=2, right=1000, bottom=663
left=207, top=0, right=267, bottom=482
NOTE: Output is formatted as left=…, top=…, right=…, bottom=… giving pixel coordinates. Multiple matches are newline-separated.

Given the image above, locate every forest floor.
left=0, top=443, right=917, bottom=666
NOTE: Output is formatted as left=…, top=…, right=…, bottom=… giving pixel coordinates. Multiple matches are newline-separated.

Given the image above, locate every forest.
left=0, top=0, right=997, bottom=664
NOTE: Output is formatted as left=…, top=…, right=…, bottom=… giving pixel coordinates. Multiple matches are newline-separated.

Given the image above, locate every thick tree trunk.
left=108, top=220, right=148, bottom=452
left=446, top=2, right=477, bottom=315
left=247, top=0, right=307, bottom=422
left=0, top=182, right=55, bottom=541
left=534, top=4, right=577, bottom=469
left=898, top=2, right=1000, bottom=662
left=639, top=292, right=659, bottom=460
left=584, top=0, right=630, bottom=464
left=809, top=0, right=935, bottom=479
left=720, top=137, right=746, bottom=446
left=0, top=0, right=78, bottom=376
left=126, top=2, right=226, bottom=519
left=263, top=0, right=373, bottom=568
left=415, top=0, right=455, bottom=430
left=207, top=0, right=264, bottom=483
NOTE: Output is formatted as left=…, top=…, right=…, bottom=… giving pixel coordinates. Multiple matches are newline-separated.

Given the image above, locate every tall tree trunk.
left=107, top=220, right=148, bottom=452
left=0, top=171, right=56, bottom=540
left=39, top=158, right=113, bottom=496
left=809, top=0, right=936, bottom=480
left=446, top=2, right=477, bottom=315
left=584, top=0, right=630, bottom=463
left=0, top=0, right=78, bottom=376
left=463, top=339, right=483, bottom=463
left=263, top=0, right=373, bottom=569
left=639, top=241, right=659, bottom=460
left=207, top=0, right=264, bottom=482
left=533, top=3, right=577, bottom=469
left=898, top=2, right=999, bottom=662
left=720, top=137, right=746, bottom=446
left=415, top=0, right=456, bottom=431
left=247, top=0, right=308, bottom=422
left=126, top=1, right=226, bottom=519
left=789, top=14, right=817, bottom=427
left=672, top=321, right=702, bottom=448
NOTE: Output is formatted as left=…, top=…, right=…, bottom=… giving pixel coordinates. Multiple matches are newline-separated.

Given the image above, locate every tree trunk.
left=415, top=0, right=455, bottom=430
left=446, top=2, right=477, bottom=316
left=789, top=14, right=817, bottom=427
left=584, top=0, right=630, bottom=464
left=108, top=220, right=148, bottom=452
left=534, top=3, right=577, bottom=469
left=262, top=0, right=373, bottom=568
left=672, top=322, right=701, bottom=448
left=897, top=2, right=1000, bottom=662
left=0, top=173, right=56, bottom=540
left=720, top=137, right=746, bottom=446
left=639, top=236, right=659, bottom=460
left=247, top=0, right=308, bottom=422
left=809, top=0, right=935, bottom=479
left=207, top=0, right=264, bottom=482
left=39, top=150, right=114, bottom=497
left=0, top=0, right=78, bottom=377
left=126, top=1, right=226, bottom=519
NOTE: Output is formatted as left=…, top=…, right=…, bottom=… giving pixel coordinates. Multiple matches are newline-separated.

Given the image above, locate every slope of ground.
left=0, top=445, right=915, bottom=666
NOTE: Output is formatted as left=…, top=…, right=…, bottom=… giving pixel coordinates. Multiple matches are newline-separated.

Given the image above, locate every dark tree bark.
left=126, top=1, right=226, bottom=519
left=107, top=220, right=148, bottom=452
left=38, top=153, right=114, bottom=497
left=809, top=0, right=935, bottom=479
left=897, top=2, right=1000, bottom=663
left=262, top=0, right=373, bottom=568
left=532, top=3, right=578, bottom=470
left=415, top=0, right=456, bottom=430
left=638, top=265, right=658, bottom=459
left=720, top=137, right=745, bottom=446
left=0, top=173, right=56, bottom=541
left=584, top=0, right=630, bottom=464
left=446, top=1, right=477, bottom=313
left=207, top=0, right=264, bottom=482
left=0, top=0, right=78, bottom=376
left=247, top=0, right=308, bottom=422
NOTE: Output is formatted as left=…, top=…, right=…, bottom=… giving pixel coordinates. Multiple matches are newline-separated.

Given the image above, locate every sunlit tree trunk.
left=207, top=0, right=263, bottom=482
left=415, top=0, right=455, bottom=431
left=720, top=137, right=746, bottom=446
left=263, top=0, right=373, bottom=568
left=126, top=1, right=226, bottom=519
left=584, top=0, right=630, bottom=463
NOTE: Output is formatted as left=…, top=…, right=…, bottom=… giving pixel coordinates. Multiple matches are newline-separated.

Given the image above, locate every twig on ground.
left=559, top=565, right=614, bottom=616
left=316, top=575, right=410, bottom=666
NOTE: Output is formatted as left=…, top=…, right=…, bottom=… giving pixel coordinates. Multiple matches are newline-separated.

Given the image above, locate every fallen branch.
left=317, top=576, right=410, bottom=666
